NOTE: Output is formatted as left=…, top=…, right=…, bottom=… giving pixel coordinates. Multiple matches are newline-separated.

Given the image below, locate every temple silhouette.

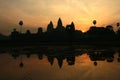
left=0, top=18, right=120, bottom=46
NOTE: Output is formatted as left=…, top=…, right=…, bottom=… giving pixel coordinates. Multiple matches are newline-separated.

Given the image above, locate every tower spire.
left=57, top=17, right=62, bottom=27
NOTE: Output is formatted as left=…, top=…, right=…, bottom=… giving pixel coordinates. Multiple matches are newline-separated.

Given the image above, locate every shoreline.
left=0, top=40, right=120, bottom=47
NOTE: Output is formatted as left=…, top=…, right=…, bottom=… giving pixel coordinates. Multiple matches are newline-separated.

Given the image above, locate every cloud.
left=0, top=0, right=120, bottom=34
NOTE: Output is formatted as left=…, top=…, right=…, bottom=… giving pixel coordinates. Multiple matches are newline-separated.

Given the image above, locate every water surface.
left=0, top=46, right=120, bottom=80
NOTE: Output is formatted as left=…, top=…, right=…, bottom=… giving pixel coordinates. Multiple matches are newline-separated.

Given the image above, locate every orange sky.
left=0, top=0, right=120, bottom=35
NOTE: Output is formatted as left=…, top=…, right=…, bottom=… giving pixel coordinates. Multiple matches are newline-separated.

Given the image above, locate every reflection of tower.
left=26, top=53, right=31, bottom=58
left=106, top=50, right=114, bottom=62
left=47, top=56, right=54, bottom=65
left=57, top=56, right=63, bottom=68
left=56, top=18, right=65, bottom=32
left=38, top=54, right=43, bottom=60
left=47, top=21, right=54, bottom=32
left=11, top=50, right=19, bottom=59
left=67, top=56, right=75, bottom=65
left=94, top=61, right=97, bottom=66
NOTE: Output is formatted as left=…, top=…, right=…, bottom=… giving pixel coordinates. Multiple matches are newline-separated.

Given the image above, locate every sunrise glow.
left=0, top=0, right=120, bottom=35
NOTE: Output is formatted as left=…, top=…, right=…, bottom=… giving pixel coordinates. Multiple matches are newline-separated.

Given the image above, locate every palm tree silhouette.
left=93, top=20, right=97, bottom=26
left=19, top=20, right=23, bottom=33
left=117, top=23, right=120, bottom=31
left=117, top=23, right=119, bottom=27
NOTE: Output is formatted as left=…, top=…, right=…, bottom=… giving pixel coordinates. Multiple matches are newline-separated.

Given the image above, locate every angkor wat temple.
left=1, top=18, right=120, bottom=46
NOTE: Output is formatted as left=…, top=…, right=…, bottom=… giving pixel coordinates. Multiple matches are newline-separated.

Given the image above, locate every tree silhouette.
left=19, top=20, right=23, bottom=33
left=93, top=20, right=97, bottom=26
left=117, top=23, right=120, bottom=27
left=116, top=23, right=120, bottom=31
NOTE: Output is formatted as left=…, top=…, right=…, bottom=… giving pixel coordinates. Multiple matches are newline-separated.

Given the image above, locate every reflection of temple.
left=38, top=54, right=43, bottom=60
left=4, top=47, right=120, bottom=67
left=47, top=55, right=75, bottom=68
left=56, top=56, right=64, bottom=68
left=117, top=50, right=120, bottom=62
left=66, top=56, right=75, bottom=65
left=87, top=49, right=115, bottom=66
left=47, top=56, right=54, bottom=66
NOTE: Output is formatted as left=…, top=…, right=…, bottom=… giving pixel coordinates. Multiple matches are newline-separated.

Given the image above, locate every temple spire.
left=47, top=21, right=54, bottom=32
left=56, top=18, right=65, bottom=32
left=57, top=18, right=62, bottom=27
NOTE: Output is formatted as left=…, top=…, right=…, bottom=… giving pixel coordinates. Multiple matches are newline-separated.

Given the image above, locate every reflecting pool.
left=0, top=46, right=120, bottom=80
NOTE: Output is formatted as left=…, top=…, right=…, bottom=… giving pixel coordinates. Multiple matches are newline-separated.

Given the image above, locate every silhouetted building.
left=85, top=26, right=116, bottom=41
left=71, top=22, right=75, bottom=32
left=47, top=21, right=54, bottom=32
left=37, top=27, right=43, bottom=34
left=26, top=30, right=31, bottom=34
left=0, top=33, right=7, bottom=40
left=106, top=25, right=113, bottom=31
left=7, top=18, right=119, bottom=45
left=10, top=28, right=19, bottom=40
left=66, top=22, right=75, bottom=33
left=56, top=18, right=65, bottom=32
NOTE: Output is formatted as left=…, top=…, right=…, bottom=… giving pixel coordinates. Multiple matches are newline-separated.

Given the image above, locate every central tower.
left=56, top=18, right=65, bottom=32
left=57, top=18, right=62, bottom=27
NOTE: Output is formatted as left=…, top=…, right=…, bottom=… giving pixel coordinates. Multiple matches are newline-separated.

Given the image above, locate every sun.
left=82, top=30, right=85, bottom=33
